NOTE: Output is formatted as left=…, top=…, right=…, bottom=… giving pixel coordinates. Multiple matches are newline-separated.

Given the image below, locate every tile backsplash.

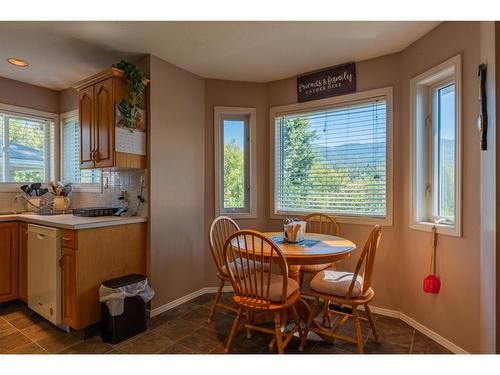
left=0, top=169, right=148, bottom=217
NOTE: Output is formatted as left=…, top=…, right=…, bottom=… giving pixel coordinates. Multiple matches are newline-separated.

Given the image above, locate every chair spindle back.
left=209, top=216, right=240, bottom=275
left=346, top=225, right=382, bottom=298
left=224, top=230, right=288, bottom=307
left=303, top=213, right=340, bottom=236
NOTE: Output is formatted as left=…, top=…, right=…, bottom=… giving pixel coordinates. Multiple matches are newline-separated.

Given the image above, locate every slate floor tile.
left=115, top=331, right=173, bottom=354
left=0, top=331, right=32, bottom=353
left=36, top=332, right=82, bottom=353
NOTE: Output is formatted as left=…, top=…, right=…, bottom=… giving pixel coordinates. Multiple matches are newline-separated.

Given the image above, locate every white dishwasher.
left=27, top=224, right=63, bottom=325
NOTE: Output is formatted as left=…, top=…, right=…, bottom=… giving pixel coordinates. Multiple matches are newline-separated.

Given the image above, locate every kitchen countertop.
left=0, top=213, right=148, bottom=230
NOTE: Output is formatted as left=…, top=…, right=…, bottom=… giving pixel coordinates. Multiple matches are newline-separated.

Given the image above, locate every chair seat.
left=241, top=272, right=299, bottom=302
left=301, top=263, right=331, bottom=273
left=221, top=259, right=269, bottom=277
left=310, top=269, right=363, bottom=298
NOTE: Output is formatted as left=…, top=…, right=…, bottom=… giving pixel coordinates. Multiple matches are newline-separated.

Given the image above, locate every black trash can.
left=100, top=274, right=148, bottom=345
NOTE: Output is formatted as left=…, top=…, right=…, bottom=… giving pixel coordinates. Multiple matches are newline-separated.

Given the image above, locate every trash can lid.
left=102, top=274, right=147, bottom=289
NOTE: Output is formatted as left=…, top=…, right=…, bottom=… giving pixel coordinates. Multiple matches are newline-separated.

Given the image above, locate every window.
left=60, top=111, right=100, bottom=191
left=270, top=87, right=393, bottom=225
left=410, top=55, right=461, bottom=236
left=214, top=107, right=256, bottom=218
left=0, top=106, right=55, bottom=184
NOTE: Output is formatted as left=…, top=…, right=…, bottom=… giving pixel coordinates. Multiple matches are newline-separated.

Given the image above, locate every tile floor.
left=0, top=293, right=451, bottom=354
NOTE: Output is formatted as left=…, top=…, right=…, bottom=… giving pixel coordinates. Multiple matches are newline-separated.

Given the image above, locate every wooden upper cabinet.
left=94, top=78, right=114, bottom=168
left=73, top=68, right=148, bottom=170
left=79, top=86, right=95, bottom=169
left=0, top=222, right=19, bottom=303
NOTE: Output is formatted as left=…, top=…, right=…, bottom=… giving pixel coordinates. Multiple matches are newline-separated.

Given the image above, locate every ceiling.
left=0, top=21, right=440, bottom=90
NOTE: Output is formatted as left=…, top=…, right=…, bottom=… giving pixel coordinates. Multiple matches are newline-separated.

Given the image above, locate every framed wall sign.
left=297, top=62, right=356, bottom=103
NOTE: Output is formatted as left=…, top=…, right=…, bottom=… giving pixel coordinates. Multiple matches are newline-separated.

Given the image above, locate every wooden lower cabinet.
left=18, top=222, right=28, bottom=302
left=61, top=247, right=77, bottom=327
left=0, top=222, right=19, bottom=303
left=61, top=223, right=147, bottom=329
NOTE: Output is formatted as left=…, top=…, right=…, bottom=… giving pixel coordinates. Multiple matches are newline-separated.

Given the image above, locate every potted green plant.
left=113, top=60, right=146, bottom=132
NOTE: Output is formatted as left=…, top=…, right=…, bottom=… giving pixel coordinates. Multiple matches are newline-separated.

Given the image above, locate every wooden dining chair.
left=301, top=213, right=341, bottom=324
left=299, top=225, right=382, bottom=354
left=301, top=213, right=340, bottom=276
left=207, top=216, right=241, bottom=323
left=223, top=230, right=302, bottom=354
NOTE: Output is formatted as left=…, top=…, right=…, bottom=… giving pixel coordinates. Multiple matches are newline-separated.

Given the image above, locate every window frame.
left=0, top=103, right=58, bottom=192
left=60, top=110, right=102, bottom=193
left=269, top=86, right=394, bottom=226
left=409, top=54, right=462, bottom=237
left=214, top=106, right=257, bottom=219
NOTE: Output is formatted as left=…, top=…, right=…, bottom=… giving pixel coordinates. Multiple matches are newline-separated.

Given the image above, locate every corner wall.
left=148, top=55, right=207, bottom=309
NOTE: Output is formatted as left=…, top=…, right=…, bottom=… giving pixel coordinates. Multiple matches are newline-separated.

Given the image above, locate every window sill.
left=270, top=211, right=393, bottom=227
left=410, top=221, right=461, bottom=237
left=217, top=211, right=257, bottom=220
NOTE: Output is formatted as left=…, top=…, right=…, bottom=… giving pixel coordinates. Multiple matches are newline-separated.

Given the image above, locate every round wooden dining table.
left=263, top=232, right=356, bottom=284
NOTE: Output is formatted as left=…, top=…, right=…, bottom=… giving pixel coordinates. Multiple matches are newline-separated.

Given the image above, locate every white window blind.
left=0, top=111, right=54, bottom=183
left=62, top=116, right=100, bottom=184
left=274, top=97, right=388, bottom=218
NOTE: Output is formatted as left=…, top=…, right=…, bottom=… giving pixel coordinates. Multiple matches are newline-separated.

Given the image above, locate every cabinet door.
left=18, top=222, right=28, bottom=302
left=61, top=247, right=77, bottom=328
left=94, top=78, right=114, bottom=168
left=0, top=222, right=18, bottom=303
left=79, top=86, right=95, bottom=169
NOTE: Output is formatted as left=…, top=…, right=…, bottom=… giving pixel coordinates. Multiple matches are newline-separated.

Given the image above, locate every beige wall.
left=59, top=87, right=78, bottom=113
left=398, top=21, right=480, bottom=353
left=0, top=76, right=59, bottom=113
left=148, top=55, right=207, bottom=309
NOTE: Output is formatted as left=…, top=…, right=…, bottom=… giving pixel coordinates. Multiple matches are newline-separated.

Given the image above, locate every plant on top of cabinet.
left=113, top=61, right=146, bottom=132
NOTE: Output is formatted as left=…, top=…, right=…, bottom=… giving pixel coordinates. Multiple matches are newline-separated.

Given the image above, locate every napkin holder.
left=286, top=221, right=306, bottom=243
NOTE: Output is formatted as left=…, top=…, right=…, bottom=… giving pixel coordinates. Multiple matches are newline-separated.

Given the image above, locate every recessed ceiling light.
left=7, top=58, right=29, bottom=67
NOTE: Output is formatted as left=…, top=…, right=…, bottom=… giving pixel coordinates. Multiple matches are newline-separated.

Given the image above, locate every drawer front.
left=61, top=230, right=78, bottom=249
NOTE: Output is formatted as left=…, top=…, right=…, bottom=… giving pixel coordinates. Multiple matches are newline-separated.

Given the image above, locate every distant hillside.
left=313, top=141, right=386, bottom=168
left=312, top=138, right=454, bottom=169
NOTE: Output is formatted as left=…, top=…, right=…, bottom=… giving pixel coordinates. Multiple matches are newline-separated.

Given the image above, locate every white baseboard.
left=148, top=287, right=468, bottom=354
left=359, top=305, right=468, bottom=354
left=399, top=312, right=468, bottom=354
left=148, top=285, right=233, bottom=317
